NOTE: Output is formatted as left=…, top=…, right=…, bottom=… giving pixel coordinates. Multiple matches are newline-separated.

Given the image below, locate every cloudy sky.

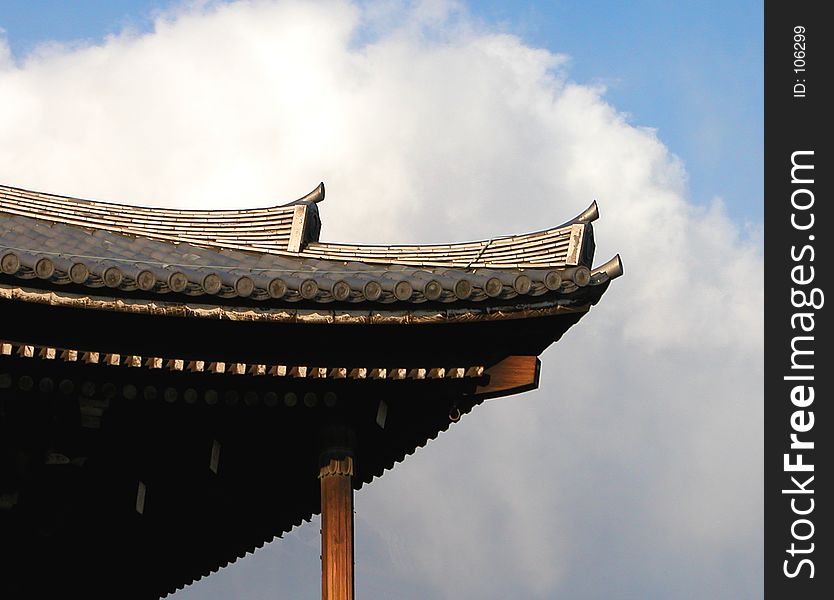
left=0, top=1, right=763, bottom=598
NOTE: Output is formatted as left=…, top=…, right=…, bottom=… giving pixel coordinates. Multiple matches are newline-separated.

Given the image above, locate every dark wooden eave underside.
left=0, top=352, right=483, bottom=598
left=1, top=345, right=542, bottom=598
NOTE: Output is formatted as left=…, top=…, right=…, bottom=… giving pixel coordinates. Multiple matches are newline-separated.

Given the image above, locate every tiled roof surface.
left=303, top=223, right=581, bottom=268
left=0, top=182, right=321, bottom=254
left=1, top=183, right=620, bottom=307
left=1, top=182, right=592, bottom=266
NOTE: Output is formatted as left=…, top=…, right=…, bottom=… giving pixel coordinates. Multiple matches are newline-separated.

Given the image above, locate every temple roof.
left=1, top=183, right=621, bottom=312
left=1, top=182, right=592, bottom=267
left=0, top=181, right=622, bottom=599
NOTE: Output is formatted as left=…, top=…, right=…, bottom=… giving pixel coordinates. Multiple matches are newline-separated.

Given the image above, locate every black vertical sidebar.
left=764, top=2, right=830, bottom=599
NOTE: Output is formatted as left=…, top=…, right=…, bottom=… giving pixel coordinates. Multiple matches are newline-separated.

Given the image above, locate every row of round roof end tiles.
left=0, top=251, right=592, bottom=303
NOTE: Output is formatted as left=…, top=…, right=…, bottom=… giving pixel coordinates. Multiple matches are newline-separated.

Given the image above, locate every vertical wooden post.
left=320, top=454, right=354, bottom=600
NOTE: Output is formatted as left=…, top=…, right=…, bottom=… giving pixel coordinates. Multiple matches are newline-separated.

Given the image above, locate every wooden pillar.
left=319, top=453, right=354, bottom=600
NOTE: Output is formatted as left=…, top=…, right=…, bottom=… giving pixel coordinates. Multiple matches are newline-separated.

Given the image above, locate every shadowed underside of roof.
left=0, top=343, right=489, bottom=599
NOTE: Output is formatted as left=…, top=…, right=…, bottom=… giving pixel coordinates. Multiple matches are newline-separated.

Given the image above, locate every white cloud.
left=0, top=1, right=762, bottom=598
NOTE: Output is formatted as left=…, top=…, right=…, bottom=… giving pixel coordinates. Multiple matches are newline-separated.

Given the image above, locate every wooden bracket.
left=475, top=355, right=541, bottom=400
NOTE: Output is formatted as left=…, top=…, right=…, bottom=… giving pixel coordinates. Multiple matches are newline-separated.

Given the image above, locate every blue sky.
left=0, top=0, right=762, bottom=223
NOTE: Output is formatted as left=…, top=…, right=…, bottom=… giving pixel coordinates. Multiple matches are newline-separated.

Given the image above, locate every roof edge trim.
left=574, top=200, right=599, bottom=224
left=282, top=182, right=325, bottom=206
left=0, top=282, right=591, bottom=325
left=590, top=254, right=623, bottom=285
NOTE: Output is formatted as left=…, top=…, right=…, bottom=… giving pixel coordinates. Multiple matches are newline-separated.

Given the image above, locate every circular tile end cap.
left=332, top=280, right=351, bottom=301
left=235, top=276, right=255, bottom=297
left=544, top=271, right=562, bottom=291
left=136, top=269, right=156, bottom=291
left=1, top=253, right=20, bottom=274
left=70, top=262, right=90, bottom=284
left=423, top=280, right=443, bottom=301
left=268, top=278, right=287, bottom=299
left=103, top=266, right=123, bottom=288
left=513, top=274, right=532, bottom=295
left=202, top=273, right=222, bottom=295
left=168, top=271, right=188, bottom=292
left=454, top=279, right=472, bottom=300
left=484, top=277, right=503, bottom=297
left=574, top=266, right=591, bottom=287
left=363, top=280, right=383, bottom=301
left=394, top=280, right=413, bottom=301
left=300, top=278, right=319, bottom=300
left=35, top=257, right=55, bottom=279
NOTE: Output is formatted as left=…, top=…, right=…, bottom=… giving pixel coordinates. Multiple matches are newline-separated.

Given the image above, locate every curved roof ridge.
left=1, top=181, right=594, bottom=268
left=301, top=218, right=585, bottom=269
left=0, top=182, right=323, bottom=213
left=1, top=182, right=327, bottom=255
